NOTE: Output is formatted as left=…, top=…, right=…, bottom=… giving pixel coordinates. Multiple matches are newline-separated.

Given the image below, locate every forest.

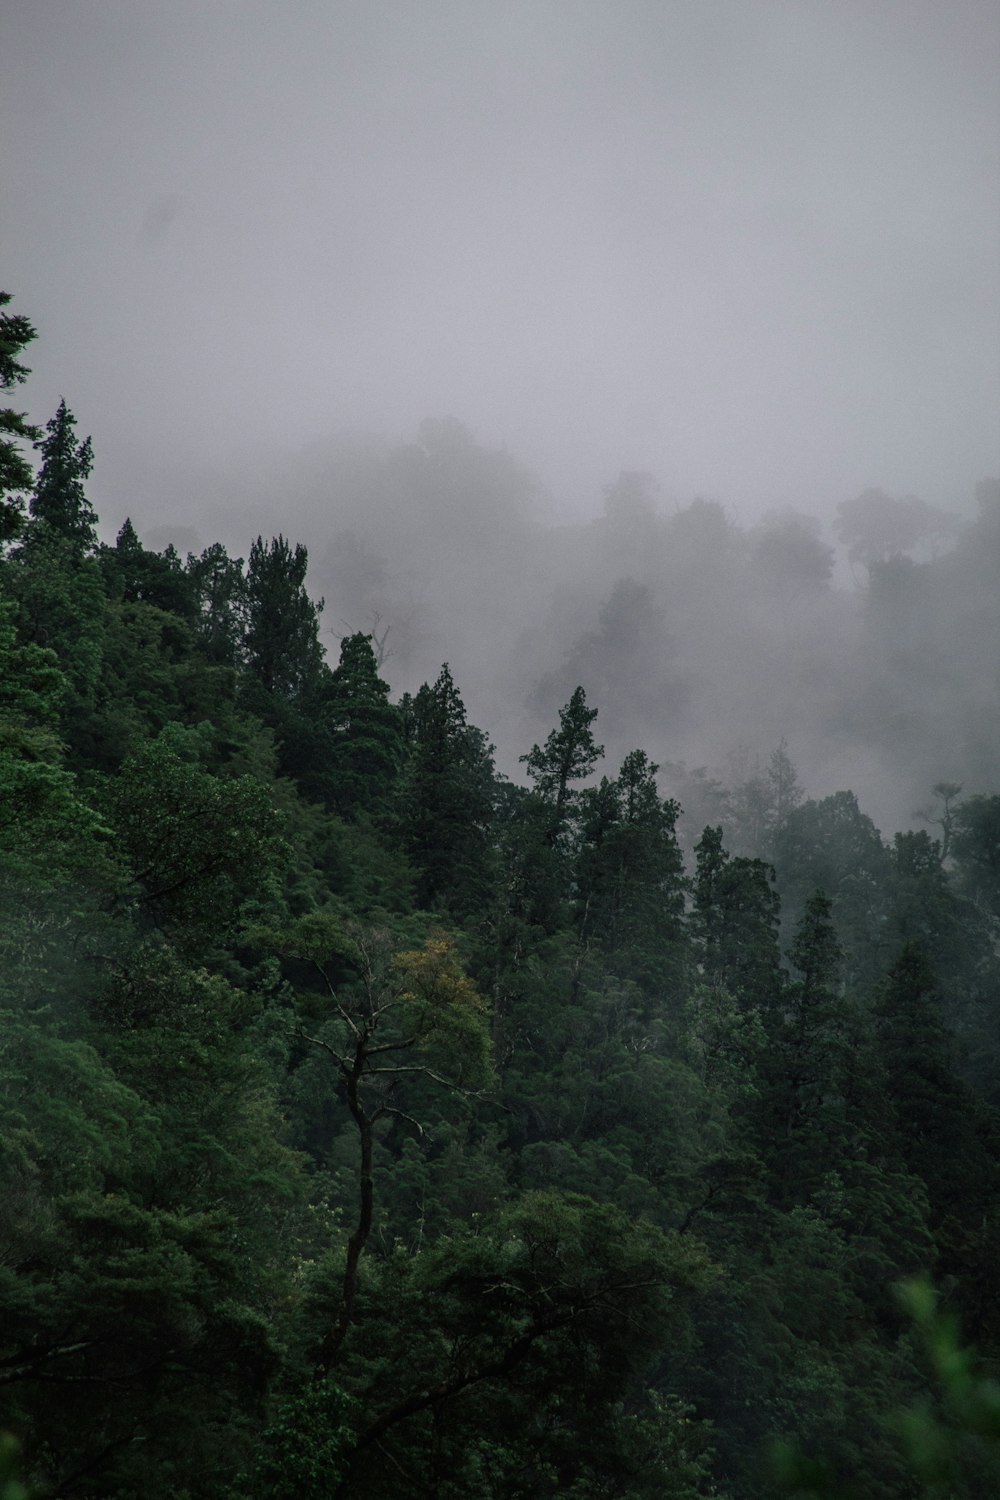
left=2, top=289, right=1000, bottom=1498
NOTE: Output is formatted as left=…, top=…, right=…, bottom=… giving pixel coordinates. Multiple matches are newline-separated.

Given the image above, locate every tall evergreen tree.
left=764, top=890, right=852, bottom=1199
left=30, top=398, right=96, bottom=548
left=244, top=534, right=324, bottom=697
left=873, top=944, right=986, bottom=1219
left=0, top=290, right=40, bottom=540
left=186, top=540, right=247, bottom=666
left=324, top=633, right=403, bottom=815
left=520, top=685, right=603, bottom=838
left=399, top=663, right=496, bottom=916
left=951, top=794, right=1000, bottom=919
left=576, top=749, right=686, bottom=993
left=693, top=826, right=782, bottom=1009
left=100, top=518, right=195, bottom=617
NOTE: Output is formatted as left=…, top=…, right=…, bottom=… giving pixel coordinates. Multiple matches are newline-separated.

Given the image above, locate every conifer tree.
left=873, top=944, right=986, bottom=1217
left=520, top=685, right=603, bottom=837
left=576, top=749, right=686, bottom=991
left=100, top=518, right=195, bottom=617
left=0, top=290, right=40, bottom=540
left=244, top=534, right=324, bottom=696
left=11, top=401, right=104, bottom=719
left=186, top=540, right=247, bottom=666
left=400, top=663, right=496, bottom=915
left=324, top=632, right=403, bottom=815
left=693, top=826, right=782, bottom=1008
left=30, top=398, right=96, bottom=548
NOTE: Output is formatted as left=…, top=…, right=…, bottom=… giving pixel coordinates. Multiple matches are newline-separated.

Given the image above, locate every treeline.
left=2, top=295, right=999, bottom=1497
left=298, top=427, right=1000, bottom=835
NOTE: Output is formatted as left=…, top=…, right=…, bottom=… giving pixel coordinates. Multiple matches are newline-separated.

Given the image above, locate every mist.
left=3, top=0, right=999, bottom=833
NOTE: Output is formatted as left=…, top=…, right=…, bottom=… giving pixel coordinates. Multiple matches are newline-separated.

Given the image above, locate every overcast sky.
left=3, top=0, right=998, bottom=533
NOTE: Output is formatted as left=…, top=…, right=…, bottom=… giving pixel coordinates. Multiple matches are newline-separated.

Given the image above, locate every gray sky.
left=3, top=0, right=998, bottom=531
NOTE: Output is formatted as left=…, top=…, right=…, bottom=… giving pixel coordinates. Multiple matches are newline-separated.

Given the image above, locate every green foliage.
left=105, top=725, right=288, bottom=941
left=101, top=517, right=196, bottom=616
left=773, top=791, right=891, bottom=983
left=1, top=368, right=998, bottom=1499
left=951, top=793, right=1000, bottom=918
left=521, top=684, right=603, bottom=832
left=321, top=631, right=403, bottom=814
left=186, top=540, right=247, bottom=665
left=769, top=1278, right=1000, bottom=1499
left=29, top=397, right=96, bottom=548
left=244, top=533, right=324, bottom=696
left=693, top=826, right=783, bottom=1008
left=399, top=663, right=497, bottom=916
left=5, top=523, right=107, bottom=708
left=250, top=1379, right=356, bottom=1498
left=576, top=748, right=687, bottom=992
left=318, top=1191, right=716, bottom=1497
left=0, top=291, right=40, bottom=542
left=0, top=1434, right=34, bottom=1500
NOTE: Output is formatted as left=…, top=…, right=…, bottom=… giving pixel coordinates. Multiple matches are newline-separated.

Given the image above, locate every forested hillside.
left=2, top=294, right=1000, bottom=1498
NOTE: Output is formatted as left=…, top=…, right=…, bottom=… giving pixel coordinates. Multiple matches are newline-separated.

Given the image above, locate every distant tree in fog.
left=835, top=488, right=958, bottom=573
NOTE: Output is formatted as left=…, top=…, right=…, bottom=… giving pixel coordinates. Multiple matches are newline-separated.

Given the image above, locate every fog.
left=3, top=1, right=999, bottom=832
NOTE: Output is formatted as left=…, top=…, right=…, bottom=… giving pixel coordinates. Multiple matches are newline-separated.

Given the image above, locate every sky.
left=2, top=0, right=999, bottom=534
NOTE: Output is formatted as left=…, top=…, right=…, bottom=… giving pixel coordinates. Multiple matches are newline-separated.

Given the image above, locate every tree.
left=692, top=826, right=782, bottom=1010
left=324, top=633, right=403, bottom=816
left=399, top=664, right=496, bottom=916
left=186, top=541, right=247, bottom=666
left=100, top=518, right=195, bottom=618
left=917, top=780, right=963, bottom=863
left=575, top=749, right=686, bottom=993
left=763, top=891, right=852, bottom=1200
left=872, top=944, right=993, bottom=1240
left=269, top=920, right=492, bottom=1370
left=0, top=598, right=114, bottom=969
left=29, top=398, right=96, bottom=549
left=0, top=290, right=40, bottom=541
left=835, top=488, right=958, bottom=573
left=244, top=534, right=324, bottom=697
left=520, top=685, right=603, bottom=839
left=4, top=400, right=106, bottom=727
left=750, top=510, right=834, bottom=594
left=773, top=791, right=890, bottom=984
left=314, top=1191, right=715, bottom=1498
left=105, top=724, right=287, bottom=945
left=951, top=794, right=1000, bottom=919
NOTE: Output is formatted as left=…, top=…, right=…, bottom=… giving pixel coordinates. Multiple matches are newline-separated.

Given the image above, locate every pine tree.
left=576, top=749, right=686, bottom=992
left=324, top=633, right=403, bottom=815
left=692, top=826, right=782, bottom=1009
left=951, top=794, right=1000, bottom=919
left=100, top=518, right=195, bottom=616
left=520, top=685, right=603, bottom=838
left=0, top=290, right=41, bottom=540
left=400, top=663, right=496, bottom=916
left=186, top=541, right=247, bottom=666
left=762, top=891, right=859, bottom=1205
left=30, top=398, right=96, bottom=548
left=873, top=944, right=985, bottom=1218
left=244, top=534, right=324, bottom=696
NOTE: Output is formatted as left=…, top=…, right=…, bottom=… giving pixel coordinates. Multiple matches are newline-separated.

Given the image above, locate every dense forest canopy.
left=1, top=291, right=999, bottom=1498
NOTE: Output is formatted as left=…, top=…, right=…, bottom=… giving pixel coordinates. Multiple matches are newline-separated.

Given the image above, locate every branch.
left=361, top=1063, right=486, bottom=1098
left=364, top=1035, right=422, bottom=1057
left=295, top=1026, right=352, bottom=1074
left=0, top=1337, right=109, bottom=1385
left=372, top=1104, right=426, bottom=1136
